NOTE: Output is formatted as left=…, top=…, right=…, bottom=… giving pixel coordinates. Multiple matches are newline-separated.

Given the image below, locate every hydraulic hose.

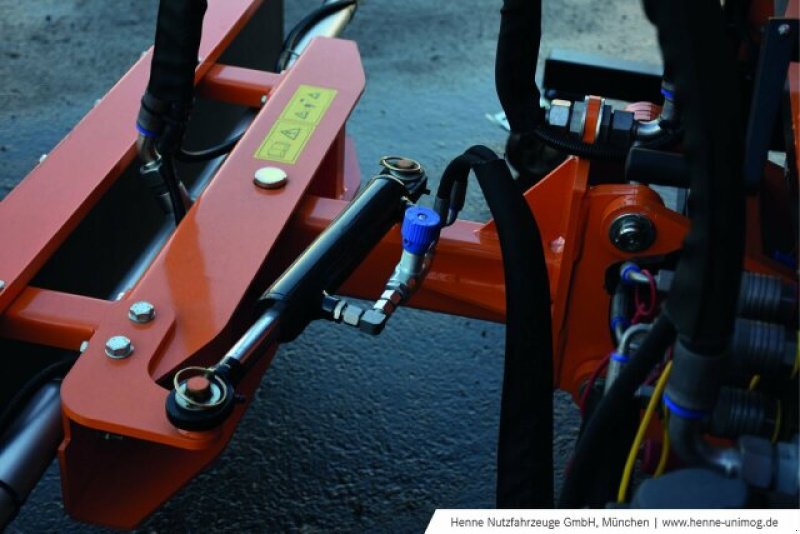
left=559, top=315, right=675, bottom=507
left=439, top=146, right=554, bottom=508
left=495, top=0, right=679, bottom=165
left=275, top=0, right=359, bottom=72
left=495, top=0, right=544, bottom=132
left=136, top=0, right=208, bottom=222
left=646, top=0, right=745, bottom=472
left=646, top=0, right=745, bottom=354
left=145, top=0, right=207, bottom=123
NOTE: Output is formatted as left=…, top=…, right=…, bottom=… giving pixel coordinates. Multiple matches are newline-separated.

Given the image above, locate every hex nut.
left=569, top=100, right=587, bottom=137
left=342, top=303, right=364, bottom=326
left=609, top=213, right=656, bottom=253
left=608, top=110, right=635, bottom=146
left=359, top=309, right=388, bottom=335
left=105, top=335, right=133, bottom=359
left=128, top=301, right=156, bottom=323
left=547, top=100, right=572, bottom=130
left=738, top=435, right=774, bottom=489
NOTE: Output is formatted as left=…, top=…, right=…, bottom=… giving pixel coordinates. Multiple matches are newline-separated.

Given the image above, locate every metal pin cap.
left=254, top=167, right=288, bottom=189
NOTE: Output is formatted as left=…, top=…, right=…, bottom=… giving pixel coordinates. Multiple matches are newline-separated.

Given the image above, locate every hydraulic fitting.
left=360, top=206, right=441, bottom=335
left=730, top=318, right=797, bottom=379
left=710, top=387, right=779, bottom=440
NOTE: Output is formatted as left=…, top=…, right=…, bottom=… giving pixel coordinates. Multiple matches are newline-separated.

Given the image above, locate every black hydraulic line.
left=495, top=0, right=544, bottom=132
left=495, top=0, right=681, bottom=164
left=175, top=137, right=241, bottom=162
left=559, top=315, right=675, bottom=507
left=146, top=0, right=208, bottom=116
left=275, top=0, right=359, bottom=72
left=438, top=146, right=554, bottom=508
left=0, top=356, right=76, bottom=436
left=475, top=150, right=554, bottom=509
left=645, top=0, right=745, bottom=354
left=159, top=153, right=187, bottom=225
left=136, top=0, right=208, bottom=221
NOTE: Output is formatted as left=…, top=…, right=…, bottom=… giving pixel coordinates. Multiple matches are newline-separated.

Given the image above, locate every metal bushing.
left=609, top=213, right=656, bottom=253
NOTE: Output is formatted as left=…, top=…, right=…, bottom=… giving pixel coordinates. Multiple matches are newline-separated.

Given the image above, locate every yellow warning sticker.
left=255, top=85, right=337, bottom=164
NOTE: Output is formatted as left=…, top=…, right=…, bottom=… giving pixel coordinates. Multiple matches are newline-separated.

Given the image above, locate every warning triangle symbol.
left=281, top=128, right=301, bottom=140
left=308, top=92, right=320, bottom=99
left=295, top=110, right=309, bottom=120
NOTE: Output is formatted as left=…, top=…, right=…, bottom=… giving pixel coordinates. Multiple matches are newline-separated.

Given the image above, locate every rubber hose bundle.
left=439, top=146, right=554, bottom=507
left=495, top=0, right=679, bottom=162
left=559, top=0, right=744, bottom=506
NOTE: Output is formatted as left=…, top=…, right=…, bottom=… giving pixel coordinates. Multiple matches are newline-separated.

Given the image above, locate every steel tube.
left=0, top=382, right=61, bottom=527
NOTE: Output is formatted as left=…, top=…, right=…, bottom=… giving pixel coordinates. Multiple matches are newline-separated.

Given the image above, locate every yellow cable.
left=748, top=374, right=761, bottom=391
left=771, top=400, right=782, bottom=444
left=654, top=412, right=670, bottom=477
left=617, top=361, right=673, bottom=503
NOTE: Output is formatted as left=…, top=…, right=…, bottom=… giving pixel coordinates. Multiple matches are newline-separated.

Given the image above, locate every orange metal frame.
left=0, top=0, right=796, bottom=528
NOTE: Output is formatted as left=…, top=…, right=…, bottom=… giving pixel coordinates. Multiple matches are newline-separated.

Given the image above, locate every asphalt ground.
left=1, top=1, right=659, bottom=531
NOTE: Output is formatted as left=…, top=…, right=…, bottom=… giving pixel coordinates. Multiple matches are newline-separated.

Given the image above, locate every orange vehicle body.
left=0, top=0, right=795, bottom=528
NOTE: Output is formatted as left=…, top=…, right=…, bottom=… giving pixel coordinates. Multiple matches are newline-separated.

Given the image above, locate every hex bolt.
left=609, top=213, right=656, bottom=253
left=184, top=375, right=213, bottom=402
left=0, top=280, right=5, bottom=292
left=105, top=335, right=133, bottom=359
left=128, top=301, right=156, bottom=323
left=777, top=23, right=790, bottom=36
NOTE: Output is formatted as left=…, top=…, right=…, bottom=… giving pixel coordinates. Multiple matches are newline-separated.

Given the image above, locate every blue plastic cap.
left=401, top=206, right=441, bottom=255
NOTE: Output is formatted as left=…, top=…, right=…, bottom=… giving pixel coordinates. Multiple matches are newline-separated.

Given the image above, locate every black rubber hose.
left=160, top=153, right=187, bottom=224
left=645, top=0, right=745, bottom=354
left=495, top=0, right=544, bottom=132
left=147, top=0, right=208, bottom=110
left=275, top=0, right=358, bottom=72
left=558, top=315, right=675, bottom=507
left=449, top=145, right=554, bottom=508
left=0, top=356, right=76, bottom=436
left=495, top=0, right=681, bottom=162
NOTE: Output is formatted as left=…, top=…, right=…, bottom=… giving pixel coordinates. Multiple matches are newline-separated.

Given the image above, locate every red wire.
left=579, top=353, right=611, bottom=416
left=632, top=269, right=657, bottom=323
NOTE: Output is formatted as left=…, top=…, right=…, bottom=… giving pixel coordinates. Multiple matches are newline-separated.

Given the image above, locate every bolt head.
left=778, top=23, right=791, bottom=36
left=0, top=280, right=5, bottom=292
left=105, top=335, right=133, bottom=359
left=609, top=213, right=656, bottom=253
left=128, top=301, right=156, bottom=323
left=254, top=167, right=288, bottom=189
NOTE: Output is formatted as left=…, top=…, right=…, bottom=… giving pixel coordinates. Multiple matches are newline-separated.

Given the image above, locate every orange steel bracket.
left=52, top=37, right=366, bottom=527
